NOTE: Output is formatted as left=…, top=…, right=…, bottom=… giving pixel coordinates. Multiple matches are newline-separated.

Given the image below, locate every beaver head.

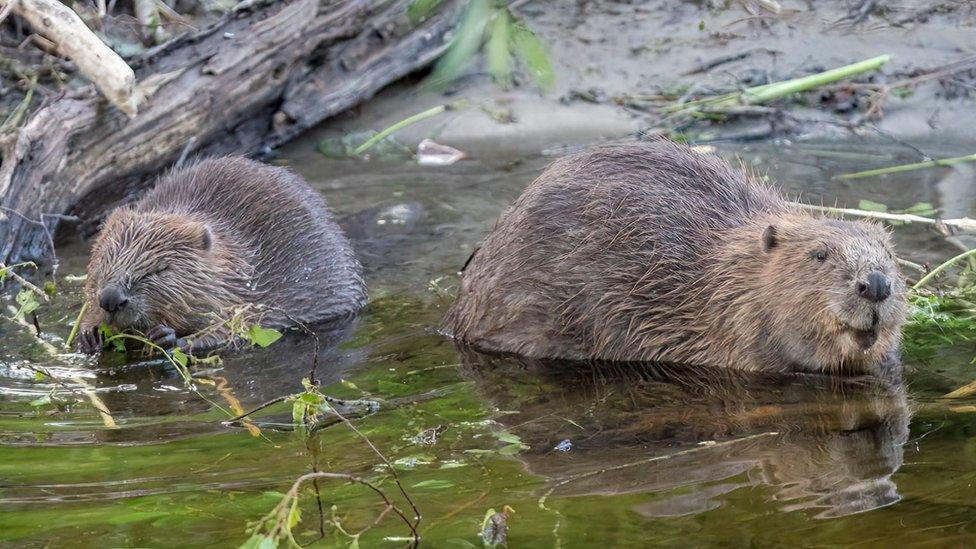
left=84, top=209, right=249, bottom=335
left=747, top=215, right=908, bottom=373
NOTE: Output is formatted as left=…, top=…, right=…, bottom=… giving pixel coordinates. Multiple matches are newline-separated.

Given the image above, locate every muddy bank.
left=291, top=0, right=976, bottom=159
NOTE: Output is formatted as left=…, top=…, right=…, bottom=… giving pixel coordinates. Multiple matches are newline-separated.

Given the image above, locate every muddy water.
left=2, top=140, right=976, bottom=547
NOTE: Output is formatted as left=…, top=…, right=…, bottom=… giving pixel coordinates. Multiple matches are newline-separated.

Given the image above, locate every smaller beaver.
left=77, top=157, right=366, bottom=354
left=445, top=140, right=908, bottom=375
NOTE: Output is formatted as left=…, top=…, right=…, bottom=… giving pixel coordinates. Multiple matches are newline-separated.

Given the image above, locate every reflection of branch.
left=4, top=304, right=116, bottom=428
left=279, top=471, right=417, bottom=543
left=537, top=431, right=779, bottom=509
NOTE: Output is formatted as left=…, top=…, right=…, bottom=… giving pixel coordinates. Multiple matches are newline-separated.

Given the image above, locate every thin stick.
left=0, top=261, right=47, bottom=301
left=537, top=431, right=778, bottom=509
left=327, top=405, right=422, bottom=545
left=912, top=248, right=976, bottom=290
left=222, top=395, right=288, bottom=423
left=285, top=471, right=417, bottom=543
left=836, top=153, right=976, bottom=180
left=797, top=203, right=976, bottom=233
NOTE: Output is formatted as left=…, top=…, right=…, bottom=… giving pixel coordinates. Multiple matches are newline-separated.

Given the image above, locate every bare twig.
left=0, top=261, right=48, bottom=301
left=327, top=404, right=422, bottom=546
left=797, top=203, right=976, bottom=234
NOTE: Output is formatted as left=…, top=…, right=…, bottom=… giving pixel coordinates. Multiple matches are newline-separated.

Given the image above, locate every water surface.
left=1, top=139, right=975, bottom=546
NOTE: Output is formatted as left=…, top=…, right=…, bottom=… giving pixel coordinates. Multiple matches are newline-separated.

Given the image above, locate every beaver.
left=76, top=157, right=366, bottom=354
left=445, top=140, right=908, bottom=375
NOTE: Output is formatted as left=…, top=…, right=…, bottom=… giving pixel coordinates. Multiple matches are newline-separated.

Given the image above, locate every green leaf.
left=287, top=501, right=301, bottom=529
left=29, top=395, right=52, bottom=407
left=412, top=479, right=455, bottom=489
left=298, top=391, right=326, bottom=406
left=857, top=199, right=888, bottom=212
left=511, top=22, right=555, bottom=92
left=486, top=10, right=512, bottom=86
left=495, top=432, right=523, bottom=445
left=33, top=371, right=45, bottom=381
left=498, top=443, right=527, bottom=456
left=900, top=201, right=937, bottom=217
left=13, top=289, right=39, bottom=320
left=42, top=280, right=57, bottom=297
left=99, top=324, right=126, bottom=353
left=427, top=0, right=491, bottom=87
left=170, top=348, right=188, bottom=367
left=247, top=325, right=282, bottom=348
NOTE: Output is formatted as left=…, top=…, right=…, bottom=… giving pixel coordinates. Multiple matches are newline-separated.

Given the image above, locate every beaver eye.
left=813, top=250, right=828, bottom=263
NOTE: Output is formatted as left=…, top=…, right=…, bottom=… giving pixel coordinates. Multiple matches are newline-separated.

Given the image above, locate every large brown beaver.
left=77, top=157, right=366, bottom=354
left=445, top=140, right=908, bottom=374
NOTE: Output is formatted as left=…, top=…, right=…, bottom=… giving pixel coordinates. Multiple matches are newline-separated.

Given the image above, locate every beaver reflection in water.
left=458, top=353, right=909, bottom=520
left=446, top=140, right=908, bottom=375
left=77, top=157, right=366, bottom=354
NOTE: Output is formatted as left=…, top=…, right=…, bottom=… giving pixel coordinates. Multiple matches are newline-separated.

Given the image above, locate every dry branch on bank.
left=0, top=0, right=461, bottom=269
left=0, top=0, right=138, bottom=116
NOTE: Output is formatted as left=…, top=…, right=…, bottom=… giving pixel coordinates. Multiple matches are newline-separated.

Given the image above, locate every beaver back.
left=135, top=157, right=366, bottom=326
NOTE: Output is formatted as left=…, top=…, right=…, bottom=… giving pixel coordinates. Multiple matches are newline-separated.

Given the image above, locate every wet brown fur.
left=445, top=140, right=908, bottom=375
left=78, top=157, right=366, bottom=352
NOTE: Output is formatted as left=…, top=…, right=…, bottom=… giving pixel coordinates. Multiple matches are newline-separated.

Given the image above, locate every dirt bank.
left=290, top=0, right=976, bottom=158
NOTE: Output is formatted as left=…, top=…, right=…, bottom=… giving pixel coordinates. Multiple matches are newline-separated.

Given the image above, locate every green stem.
left=837, top=153, right=976, bottom=180
left=352, top=103, right=459, bottom=156
left=64, top=300, right=88, bottom=349
left=741, top=54, right=890, bottom=104
left=664, top=54, right=890, bottom=114
left=913, top=248, right=976, bottom=290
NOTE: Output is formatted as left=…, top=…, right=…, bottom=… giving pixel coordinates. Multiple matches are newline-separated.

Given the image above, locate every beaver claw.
left=76, top=326, right=103, bottom=354
left=148, top=324, right=178, bottom=350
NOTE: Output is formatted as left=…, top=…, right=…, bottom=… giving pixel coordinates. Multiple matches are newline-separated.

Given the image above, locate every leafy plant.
left=427, top=0, right=554, bottom=92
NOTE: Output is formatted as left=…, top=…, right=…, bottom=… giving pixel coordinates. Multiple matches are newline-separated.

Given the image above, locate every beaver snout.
left=856, top=271, right=891, bottom=303
left=99, top=285, right=129, bottom=314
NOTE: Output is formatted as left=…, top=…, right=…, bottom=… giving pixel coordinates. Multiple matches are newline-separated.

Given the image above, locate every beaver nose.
left=856, top=271, right=891, bottom=303
left=98, top=286, right=129, bottom=313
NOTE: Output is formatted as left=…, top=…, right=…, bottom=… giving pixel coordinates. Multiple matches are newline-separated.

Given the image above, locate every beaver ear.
left=761, top=225, right=778, bottom=252
left=187, top=222, right=213, bottom=251
left=198, top=225, right=213, bottom=251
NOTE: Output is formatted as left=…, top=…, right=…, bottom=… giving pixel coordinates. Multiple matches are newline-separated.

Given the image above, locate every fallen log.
left=0, top=0, right=460, bottom=270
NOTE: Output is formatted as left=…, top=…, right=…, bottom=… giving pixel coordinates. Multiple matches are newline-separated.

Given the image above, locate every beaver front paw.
left=76, top=326, right=103, bottom=355
left=147, top=324, right=178, bottom=350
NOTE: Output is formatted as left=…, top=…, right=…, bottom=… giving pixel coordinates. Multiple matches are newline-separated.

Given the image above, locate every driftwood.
left=0, top=0, right=138, bottom=116
left=0, top=0, right=460, bottom=269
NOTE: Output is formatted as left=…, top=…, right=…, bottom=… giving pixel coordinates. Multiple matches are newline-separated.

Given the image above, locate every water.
left=2, top=139, right=976, bottom=547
